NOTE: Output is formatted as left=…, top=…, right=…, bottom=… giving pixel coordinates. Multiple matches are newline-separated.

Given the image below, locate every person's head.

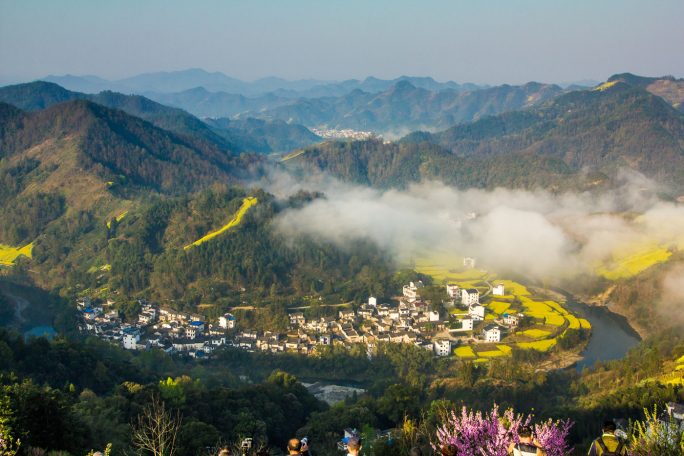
left=218, top=446, right=231, bottom=456
left=347, top=437, right=362, bottom=454
left=287, top=439, right=302, bottom=454
left=603, top=421, right=617, bottom=434
left=440, top=444, right=458, bottom=456
left=518, top=425, right=533, bottom=441
left=409, top=446, right=423, bottom=456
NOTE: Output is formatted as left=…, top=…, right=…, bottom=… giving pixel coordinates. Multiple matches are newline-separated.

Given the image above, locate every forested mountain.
left=284, top=138, right=612, bottom=191
left=0, top=82, right=322, bottom=153
left=607, top=72, right=684, bottom=111
left=0, top=99, right=260, bottom=196
left=401, top=82, right=684, bottom=190
left=204, top=117, right=322, bottom=153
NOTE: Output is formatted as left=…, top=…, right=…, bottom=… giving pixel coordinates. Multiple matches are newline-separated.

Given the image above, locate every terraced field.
left=0, top=243, right=34, bottom=265
left=185, top=197, right=257, bottom=249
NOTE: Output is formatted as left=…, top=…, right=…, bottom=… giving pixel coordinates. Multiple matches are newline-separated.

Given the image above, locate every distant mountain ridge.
left=246, top=81, right=565, bottom=133
left=0, top=81, right=322, bottom=153
left=400, top=81, right=684, bottom=190
left=39, top=68, right=489, bottom=97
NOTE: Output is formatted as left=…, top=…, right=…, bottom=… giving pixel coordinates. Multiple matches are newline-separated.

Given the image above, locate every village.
left=75, top=262, right=527, bottom=360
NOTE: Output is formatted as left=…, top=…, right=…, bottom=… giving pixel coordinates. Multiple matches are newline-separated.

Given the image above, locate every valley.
left=1, top=71, right=684, bottom=456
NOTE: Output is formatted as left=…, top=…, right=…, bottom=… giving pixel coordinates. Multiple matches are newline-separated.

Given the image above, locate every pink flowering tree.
left=433, top=405, right=573, bottom=456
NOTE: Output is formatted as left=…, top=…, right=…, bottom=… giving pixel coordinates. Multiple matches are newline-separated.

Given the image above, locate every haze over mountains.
left=40, top=68, right=491, bottom=98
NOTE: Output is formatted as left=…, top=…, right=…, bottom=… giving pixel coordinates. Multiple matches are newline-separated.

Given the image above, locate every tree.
left=130, top=395, right=182, bottom=456
left=459, top=360, right=475, bottom=387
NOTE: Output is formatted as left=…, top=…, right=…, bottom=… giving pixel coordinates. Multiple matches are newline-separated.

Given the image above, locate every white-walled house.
left=492, top=283, right=505, bottom=296
left=482, top=325, right=501, bottom=342
left=368, top=296, right=377, bottom=307
left=434, top=339, right=452, bottom=356
left=402, top=281, right=424, bottom=302
left=469, top=305, right=485, bottom=321
left=461, top=316, right=474, bottom=331
left=122, top=330, right=141, bottom=350
left=446, top=284, right=459, bottom=298
left=462, top=288, right=479, bottom=306
left=219, top=313, right=236, bottom=329
left=429, top=310, right=441, bottom=322
left=503, top=313, right=520, bottom=326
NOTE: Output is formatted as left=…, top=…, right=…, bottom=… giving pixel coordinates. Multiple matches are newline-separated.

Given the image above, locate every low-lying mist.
left=261, top=169, right=684, bottom=282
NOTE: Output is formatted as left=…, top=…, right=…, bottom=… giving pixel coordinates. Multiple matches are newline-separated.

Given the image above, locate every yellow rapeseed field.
left=566, top=315, right=581, bottom=329
left=488, top=301, right=511, bottom=315
left=523, top=329, right=551, bottom=338
left=185, top=197, right=258, bottom=249
left=0, top=243, right=34, bottom=265
left=518, top=339, right=557, bottom=351
left=478, top=350, right=508, bottom=357
left=454, top=346, right=477, bottom=358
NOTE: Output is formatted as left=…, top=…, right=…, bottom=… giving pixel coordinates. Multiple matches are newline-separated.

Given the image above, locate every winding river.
left=562, top=291, right=641, bottom=371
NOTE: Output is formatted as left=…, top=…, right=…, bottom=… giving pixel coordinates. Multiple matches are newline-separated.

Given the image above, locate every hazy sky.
left=2, top=0, right=683, bottom=86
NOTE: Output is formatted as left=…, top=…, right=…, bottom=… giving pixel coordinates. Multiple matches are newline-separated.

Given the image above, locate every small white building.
left=122, top=330, right=141, bottom=350
left=462, top=288, right=480, bottom=306
left=219, top=313, right=235, bottom=329
left=460, top=316, right=474, bottom=331
left=429, top=310, right=441, bottom=322
left=446, top=284, right=459, bottom=298
left=290, top=312, right=306, bottom=326
left=463, top=257, right=476, bottom=269
left=434, top=339, right=452, bottom=356
left=503, top=313, right=520, bottom=326
left=402, top=281, right=424, bottom=302
left=368, top=296, right=377, bottom=307
left=492, top=283, right=505, bottom=296
left=469, top=305, right=485, bottom=321
left=482, top=325, right=501, bottom=342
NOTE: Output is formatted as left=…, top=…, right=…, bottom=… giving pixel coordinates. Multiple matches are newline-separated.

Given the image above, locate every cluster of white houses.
left=77, top=297, right=236, bottom=358
left=76, top=278, right=523, bottom=358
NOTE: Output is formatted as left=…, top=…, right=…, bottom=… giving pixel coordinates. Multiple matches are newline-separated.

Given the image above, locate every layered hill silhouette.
left=0, top=82, right=321, bottom=153
left=398, top=82, right=684, bottom=190
left=208, top=80, right=565, bottom=132
left=41, top=68, right=488, bottom=97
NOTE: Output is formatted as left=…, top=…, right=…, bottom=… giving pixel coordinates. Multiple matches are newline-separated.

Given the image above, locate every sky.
left=2, top=0, right=683, bottom=86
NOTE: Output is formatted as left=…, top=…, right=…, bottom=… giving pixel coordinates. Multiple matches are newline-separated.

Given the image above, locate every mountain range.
left=287, top=79, right=684, bottom=192
left=0, top=81, right=321, bottom=154
left=40, top=68, right=490, bottom=98
left=149, top=80, right=566, bottom=133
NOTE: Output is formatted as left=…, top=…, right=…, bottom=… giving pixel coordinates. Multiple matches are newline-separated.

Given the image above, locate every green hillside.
left=401, top=82, right=684, bottom=190
left=284, top=138, right=612, bottom=191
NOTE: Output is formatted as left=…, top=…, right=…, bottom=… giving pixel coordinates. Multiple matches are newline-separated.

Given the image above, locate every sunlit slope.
left=0, top=243, right=34, bottom=265
left=184, top=197, right=257, bottom=249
